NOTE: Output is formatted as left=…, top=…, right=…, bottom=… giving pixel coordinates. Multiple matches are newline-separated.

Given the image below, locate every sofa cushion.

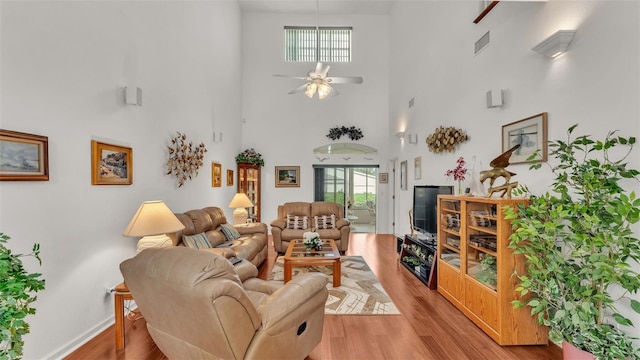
left=220, top=223, right=241, bottom=240
left=286, top=215, right=309, bottom=230
left=182, top=232, right=213, bottom=249
left=314, top=214, right=336, bottom=229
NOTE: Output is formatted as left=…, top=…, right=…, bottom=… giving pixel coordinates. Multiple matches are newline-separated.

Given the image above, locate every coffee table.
left=283, top=238, right=341, bottom=287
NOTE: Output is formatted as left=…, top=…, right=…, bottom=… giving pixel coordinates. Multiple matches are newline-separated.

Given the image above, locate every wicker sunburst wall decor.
left=166, top=131, right=207, bottom=187
left=426, top=126, right=468, bottom=153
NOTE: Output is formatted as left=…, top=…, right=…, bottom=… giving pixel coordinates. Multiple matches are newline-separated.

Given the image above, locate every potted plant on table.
left=0, top=233, right=45, bottom=359
left=235, top=148, right=264, bottom=167
left=504, top=125, right=640, bottom=359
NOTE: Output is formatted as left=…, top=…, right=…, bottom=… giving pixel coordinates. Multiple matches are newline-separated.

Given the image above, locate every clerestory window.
left=284, top=26, right=352, bottom=62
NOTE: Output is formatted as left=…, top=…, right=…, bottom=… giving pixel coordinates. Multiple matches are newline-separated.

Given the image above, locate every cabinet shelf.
left=399, top=234, right=437, bottom=289
left=436, top=195, right=547, bottom=346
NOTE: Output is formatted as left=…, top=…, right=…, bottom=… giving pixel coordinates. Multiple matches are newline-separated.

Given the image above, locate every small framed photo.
left=227, top=169, right=234, bottom=186
left=400, top=160, right=407, bottom=191
left=502, top=112, right=548, bottom=164
left=379, top=172, right=388, bottom=184
left=91, top=140, right=132, bottom=185
left=212, top=162, right=222, bottom=187
left=0, top=129, right=49, bottom=181
left=414, top=156, right=422, bottom=180
left=275, top=166, right=300, bottom=188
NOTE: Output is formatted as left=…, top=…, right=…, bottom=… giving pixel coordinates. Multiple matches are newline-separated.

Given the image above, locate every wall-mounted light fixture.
left=395, top=131, right=406, bottom=139
left=486, top=89, right=504, bottom=108
left=124, top=86, right=142, bottom=106
left=532, top=30, right=576, bottom=58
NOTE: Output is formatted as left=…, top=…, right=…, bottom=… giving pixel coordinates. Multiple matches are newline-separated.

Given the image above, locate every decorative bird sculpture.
left=480, top=144, right=521, bottom=198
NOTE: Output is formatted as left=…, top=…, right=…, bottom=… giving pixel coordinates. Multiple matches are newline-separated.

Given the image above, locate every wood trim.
left=473, top=1, right=499, bottom=24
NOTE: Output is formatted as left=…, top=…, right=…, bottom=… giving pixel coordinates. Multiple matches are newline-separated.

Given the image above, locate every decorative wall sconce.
left=124, top=86, right=142, bottom=106
left=486, top=89, right=504, bottom=108
left=395, top=131, right=405, bottom=139
left=532, top=30, right=576, bottom=58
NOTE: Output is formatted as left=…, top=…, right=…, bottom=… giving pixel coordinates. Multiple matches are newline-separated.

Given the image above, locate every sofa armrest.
left=335, top=218, right=350, bottom=229
left=270, top=219, right=286, bottom=230
left=256, top=273, right=328, bottom=332
left=234, top=222, right=267, bottom=235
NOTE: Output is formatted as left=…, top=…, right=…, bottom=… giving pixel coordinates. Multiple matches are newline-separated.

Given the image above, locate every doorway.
left=313, top=165, right=378, bottom=233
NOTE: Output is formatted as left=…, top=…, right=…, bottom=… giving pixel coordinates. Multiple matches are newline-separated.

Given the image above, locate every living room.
left=1, top=1, right=638, bottom=359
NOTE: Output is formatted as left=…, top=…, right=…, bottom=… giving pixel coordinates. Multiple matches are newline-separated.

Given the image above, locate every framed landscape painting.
left=502, top=112, right=548, bottom=164
left=275, top=166, right=300, bottom=188
left=0, top=129, right=49, bottom=181
left=91, top=140, right=132, bottom=185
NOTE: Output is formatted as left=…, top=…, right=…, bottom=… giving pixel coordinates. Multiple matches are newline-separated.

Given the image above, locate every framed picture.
left=275, top=166, right=300, bottom=188
left=502, top=112, right=548, bottom=164
left=0, top=130, right=49, bottom=181
left=91, top=140, right=132, bottom=185
left=212, top=162, right=222, bottom=187
left=379, top=172, right=389, bottom=184
left=227, top=169, right=234, bottom=186
left=400, top=160, right=407, bottom=191
left=414, top=156, right=422, bottom=180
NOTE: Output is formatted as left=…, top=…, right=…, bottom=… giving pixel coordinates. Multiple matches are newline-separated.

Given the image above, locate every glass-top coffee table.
left=283, top=238, right=341, bottom=287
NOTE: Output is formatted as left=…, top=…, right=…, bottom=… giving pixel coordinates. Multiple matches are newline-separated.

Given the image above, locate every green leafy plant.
left=475, top=254, right=497, bottom=287
left=504, top=125, right=640, bottom=359
left=235, top=148, right=264, bottom=166
left=0, top=233, right=45, bottom=359
left=401, top=256, right=421, bottom=266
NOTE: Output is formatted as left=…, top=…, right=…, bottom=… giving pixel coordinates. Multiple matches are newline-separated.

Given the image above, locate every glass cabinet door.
left=465, top=202, right=498, bottom=291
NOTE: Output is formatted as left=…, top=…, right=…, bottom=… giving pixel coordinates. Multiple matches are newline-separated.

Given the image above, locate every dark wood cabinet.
left=237, top=162, right=261, bottom=222
left=399, top=234, right=437, bottom=290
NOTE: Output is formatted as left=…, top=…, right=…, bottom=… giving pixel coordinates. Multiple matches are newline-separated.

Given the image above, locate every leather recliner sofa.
left=120, top=247, right=328, bottom=360
left=270, top=201, right=350, bottom=253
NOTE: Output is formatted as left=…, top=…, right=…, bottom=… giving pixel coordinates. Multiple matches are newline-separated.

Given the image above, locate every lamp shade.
left=123, top=200, right=185, bottom=237
left=228, top=193, right=254, bottom=208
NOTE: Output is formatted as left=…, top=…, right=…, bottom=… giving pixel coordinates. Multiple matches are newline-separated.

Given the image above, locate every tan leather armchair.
left=270, top=202, right=350, bottom=254
left=120, top=247, right=328, bottom=359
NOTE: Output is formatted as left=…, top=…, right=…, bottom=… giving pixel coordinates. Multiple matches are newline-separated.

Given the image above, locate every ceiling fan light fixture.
left=305, top=82, right=318, bottom=98
left=318, top=82, right=332, bottom=99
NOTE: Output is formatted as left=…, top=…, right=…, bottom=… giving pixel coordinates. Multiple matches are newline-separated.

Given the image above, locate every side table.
left=114, top=282, right=133, bottom=349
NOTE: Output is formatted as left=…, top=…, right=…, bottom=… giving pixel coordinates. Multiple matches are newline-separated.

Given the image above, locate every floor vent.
left=475, top=31, right=490, bottom=55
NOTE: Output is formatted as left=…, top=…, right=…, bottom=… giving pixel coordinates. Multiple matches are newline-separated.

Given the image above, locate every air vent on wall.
left=475, top=31, right=490, bottom=55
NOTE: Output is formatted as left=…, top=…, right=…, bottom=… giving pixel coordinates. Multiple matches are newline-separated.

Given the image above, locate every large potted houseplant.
left=505, top=125, right=640, bottom=360
left=0, top=233, right=45, bottom=359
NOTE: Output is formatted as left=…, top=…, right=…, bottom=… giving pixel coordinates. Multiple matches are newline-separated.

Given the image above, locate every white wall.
left=389, top=0, right=640, bottom=345
left=0, top=1, right=242, bottom=358
left=241, top=11, right=391, bottom=231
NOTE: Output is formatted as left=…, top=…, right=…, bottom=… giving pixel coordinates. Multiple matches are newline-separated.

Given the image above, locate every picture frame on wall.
left=502, top=112, right=548, bottom=164
left=400, top=160, right=407, bottom=191
left=212, top=162, right=222, bottom=187
left=414, top=156, right=422, bottom=180
left=227, top=169, right=234, bottom=186
left=91, top=140, right=132, bottom=185
left=0, top=129, right=49, bottom=181
left=379, top=172, right=388, bottom=184
left=275, top=166, right=300, bottom=188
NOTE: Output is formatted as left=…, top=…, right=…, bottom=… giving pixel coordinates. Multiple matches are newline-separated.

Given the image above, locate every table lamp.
left=228, top=192, right=254, bottom=224
left=123, top=200, right=185, bottom=254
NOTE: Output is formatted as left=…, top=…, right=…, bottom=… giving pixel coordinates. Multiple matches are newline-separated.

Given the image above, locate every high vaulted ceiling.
left=237, top=0, right=396, bottom=15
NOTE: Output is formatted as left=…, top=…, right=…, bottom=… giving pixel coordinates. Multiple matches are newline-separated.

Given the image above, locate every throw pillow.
left=182, top=232, right=212, bottom=249
left=286, top=215, right=309, bottom=230
left=314, top=214, right=337, bottom=229
left=220, top=223, right=241, bottom=241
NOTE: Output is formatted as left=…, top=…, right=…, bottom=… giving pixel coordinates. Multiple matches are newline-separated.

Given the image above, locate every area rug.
left=268, top=256, right=401, bottom=315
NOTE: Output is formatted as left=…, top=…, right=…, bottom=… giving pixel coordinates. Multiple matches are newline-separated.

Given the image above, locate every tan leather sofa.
left=120, top=247, right=328, bottom=360
left=169, top=206, right=268, bottom=267
left=270, top=202, right=350, bottom=253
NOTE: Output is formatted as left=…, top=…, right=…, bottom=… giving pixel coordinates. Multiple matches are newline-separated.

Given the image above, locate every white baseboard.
left=43, top=315, right=115, bottom=360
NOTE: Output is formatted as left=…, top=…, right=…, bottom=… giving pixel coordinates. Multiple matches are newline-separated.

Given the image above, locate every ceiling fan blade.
left=274, top=74, right=308, bottom=80
left=326, top=76, right=364, bottom=84
left=288, top=83, right=309, bottom=94
left=315, top=62, right=330, bottom=78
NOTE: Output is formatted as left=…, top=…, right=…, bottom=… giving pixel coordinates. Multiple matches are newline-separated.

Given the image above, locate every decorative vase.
left=457, top=180, right=463, bottom=195
left=562, top=341, right=596, bottom=360
left=314, top=243, right=323, bottom=251
left=305, top=246, right=312, bottom=254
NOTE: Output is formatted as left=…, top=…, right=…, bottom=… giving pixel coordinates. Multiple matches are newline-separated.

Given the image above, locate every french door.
left=313, top=165, right=378, bottom=233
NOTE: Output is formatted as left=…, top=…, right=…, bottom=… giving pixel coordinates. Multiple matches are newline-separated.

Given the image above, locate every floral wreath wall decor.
left=166, top=131, right=207, bottom=187
left=426, top=126, right=469, bottom=153
left=235, top=148, right=264, bottom=166
left=326, top=126, right=364, bottom=141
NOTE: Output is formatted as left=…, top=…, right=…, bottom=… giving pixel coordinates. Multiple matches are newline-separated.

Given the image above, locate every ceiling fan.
left=274, top=62, right=363, bottom=99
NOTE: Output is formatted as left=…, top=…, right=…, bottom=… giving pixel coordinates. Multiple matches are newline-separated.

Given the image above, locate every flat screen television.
left=413, top=185, right=454, bottom=236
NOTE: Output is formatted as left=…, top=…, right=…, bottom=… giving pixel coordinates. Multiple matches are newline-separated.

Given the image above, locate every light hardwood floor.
left=65, top=234, right=561, bottom=360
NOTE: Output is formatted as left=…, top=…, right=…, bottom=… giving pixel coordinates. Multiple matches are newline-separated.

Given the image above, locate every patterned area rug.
left=268, top=256, right=401, bottom=315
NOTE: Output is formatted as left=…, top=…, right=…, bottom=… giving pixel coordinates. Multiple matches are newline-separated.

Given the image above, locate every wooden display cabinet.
left=399, top=234, right=437, bottom=289
left=436, top=195, right=548, bottom=346
left=237, top=162, right=261, bottom=222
